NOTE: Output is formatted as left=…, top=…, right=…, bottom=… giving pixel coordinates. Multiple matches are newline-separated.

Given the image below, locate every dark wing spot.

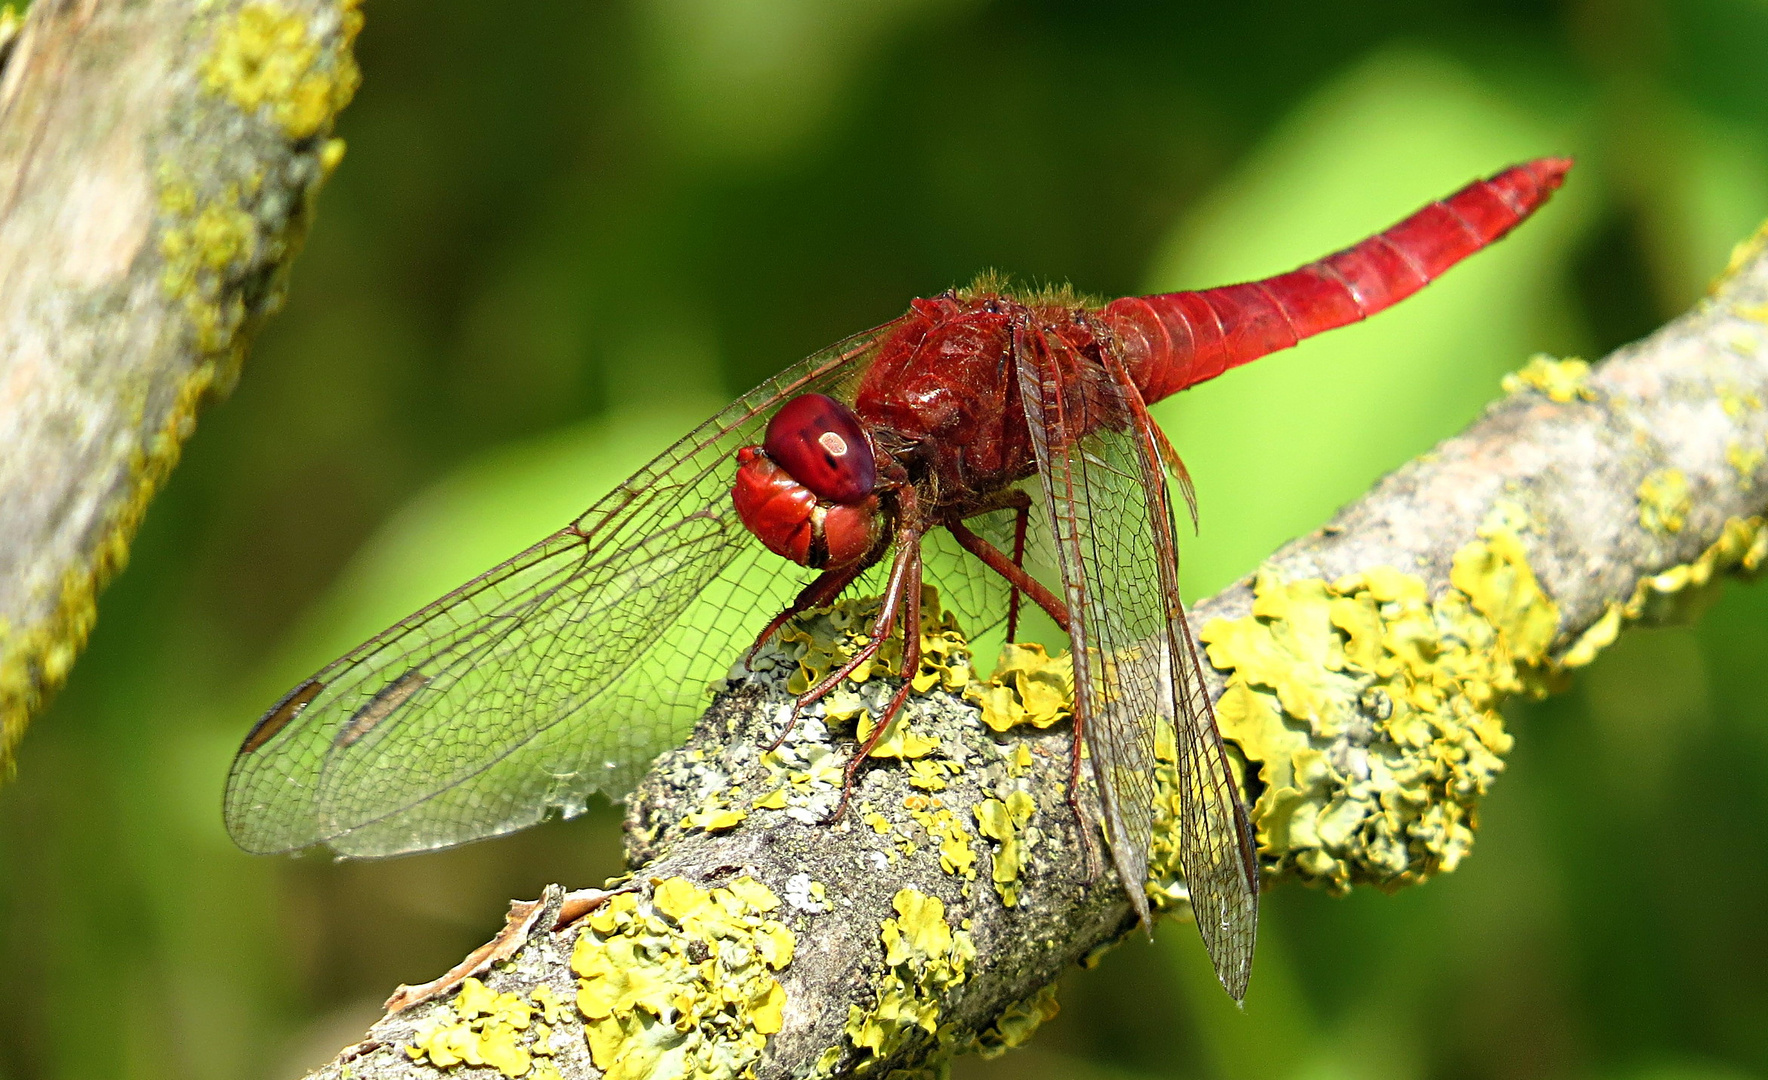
left=335, top=669, right=432, bottom=749
left=240, top=679, right=325, bottom=754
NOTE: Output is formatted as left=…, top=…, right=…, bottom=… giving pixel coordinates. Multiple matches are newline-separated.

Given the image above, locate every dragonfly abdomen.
left=1105, top=157, right=1572, bottom=405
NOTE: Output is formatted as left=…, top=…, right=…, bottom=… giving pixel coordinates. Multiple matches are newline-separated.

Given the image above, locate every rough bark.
left=0, top=0, right=361, bottom=767
left=297, top=231, right=1768, bottom=1080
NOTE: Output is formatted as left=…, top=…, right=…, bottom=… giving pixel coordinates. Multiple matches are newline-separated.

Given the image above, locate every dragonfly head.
left=732, top=393, right=882, bottom=569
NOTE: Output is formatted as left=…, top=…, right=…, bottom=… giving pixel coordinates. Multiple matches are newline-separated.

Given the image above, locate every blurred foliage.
left=2, top=1, right=1767, bottom=1079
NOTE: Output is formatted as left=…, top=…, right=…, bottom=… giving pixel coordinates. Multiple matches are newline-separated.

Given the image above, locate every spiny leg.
left=790, top=541, right=915, bottom=706
left=950, top=490, right=1037, bottom=639
left=828, top=545, right=923, bottom=822
left=772, top=504, right=925, bottom=752
left=945, top=511, right=1099, bottom=870
left=991, top=491, right=1035, bottom=640
left=944, top=516, right=1070, bottom=633
left=746, top=560, right=868, bottom=671
left=1066, top=711, right=1103, bottom=879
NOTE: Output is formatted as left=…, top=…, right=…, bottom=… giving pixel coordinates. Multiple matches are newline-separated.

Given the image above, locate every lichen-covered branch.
left=297, top=230, right=1768, bottom=1080
left=0, top=0, right=361, bottom=767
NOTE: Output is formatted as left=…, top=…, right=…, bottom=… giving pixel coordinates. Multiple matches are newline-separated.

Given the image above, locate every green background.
left=5, top=1, right=1768, bottom=1078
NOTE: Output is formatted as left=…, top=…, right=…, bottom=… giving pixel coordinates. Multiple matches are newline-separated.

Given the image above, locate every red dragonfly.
left=226, top=159, right=1569, bottom=1001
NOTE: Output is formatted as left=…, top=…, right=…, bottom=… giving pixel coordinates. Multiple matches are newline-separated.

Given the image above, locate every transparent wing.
left=1170, top=584, right=1261, bottom=1000
left=1013, top=323, right=1258, bottom=1000
left=921, top=502, right=1021, bottom=637
left=224, top=322, right=901, bottom=857
left=1013, top=328, right=1161, bottom=906
left=1133, top=388, right=1259, bottom=1002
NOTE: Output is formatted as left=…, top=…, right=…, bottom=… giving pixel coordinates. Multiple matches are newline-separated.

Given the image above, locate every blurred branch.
left=298, top=230, right=1768, bottom=1080
left=0, top=0, right=361, bottom=768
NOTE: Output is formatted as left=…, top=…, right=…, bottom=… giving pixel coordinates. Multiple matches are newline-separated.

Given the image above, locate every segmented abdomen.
left=1104, top=157, right=1572, bottom=404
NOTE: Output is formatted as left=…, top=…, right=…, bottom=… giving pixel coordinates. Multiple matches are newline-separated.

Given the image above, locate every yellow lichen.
left=406, top=977, right=564, bottom=1078
left=1450, top=530, right=1560, bottom=670
left=766, top=744, right=843, bottom=799
left=1728, top=438, right=1766, bottom=483
left=1502, top=354, right=1596, bottom=403
left=1718, top=385, right=1763, bottom=417
left=974, top=791, right=1037, bottom=906
left=836, top=890, right=976, bottom=1074
left=679, top=800, right=747, bottom=833
left=964, top=643, right=1073, bottom=732
left=906, top=758, right=958, bottom=791
left=905, top=795, right=978, bottom=878
left=530, top=984, right=571, bottom=1025
left=776, top=585, right=973, bottom=700
left=966, top=985, right=1060, bottom=1060
left=1194, top=519, right=1554, bottom=893
left=571, top=878, right=794, bottom=1080
left=752, top=788, right=788, bottom=810
left=1558, top=603, right=1622, bottom=668
left=868, top=805, right=921, bottom=857
left=1638, top=468, right=1691, bottom=534
left=1620, top=515, right=1767, bottom=626
left=1720, top=217, right=1768, bottom=285
left=854, top=706, right=940, bottom=760
left=201, top=1, right=363, bottom=139
left=157, top=169, right=257, bottom=356
left=320, top=137, right=348, bottom=177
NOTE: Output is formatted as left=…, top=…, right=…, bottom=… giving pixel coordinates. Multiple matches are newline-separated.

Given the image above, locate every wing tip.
left=1218, top=953, right=1253, bottom=1004
left=238, top=677, right=326, bottom=755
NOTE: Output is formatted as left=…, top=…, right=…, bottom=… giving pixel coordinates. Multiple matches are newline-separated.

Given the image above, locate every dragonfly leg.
left=944, top=516, right=1071, bottom=633
left=774, top=518, right=923, bottom=751
left=1065, top=716, right=1104, bottom=880
left=948, top=508, right=1099, bottom=871
left=957, top=491, right=1036, bottom=640
left=746, top=560, right=867, bottom=672
left=828, top=546, right=923, bottom=823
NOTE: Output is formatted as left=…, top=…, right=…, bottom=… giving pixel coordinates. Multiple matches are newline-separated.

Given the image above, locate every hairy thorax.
left=852, top=291, right=1123, bottom=514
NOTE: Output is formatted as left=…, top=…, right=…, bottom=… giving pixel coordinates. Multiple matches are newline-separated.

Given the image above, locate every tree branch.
left=0, top=0, right=361, bottom=768
left=295, top=229, right=1768, bottom=1080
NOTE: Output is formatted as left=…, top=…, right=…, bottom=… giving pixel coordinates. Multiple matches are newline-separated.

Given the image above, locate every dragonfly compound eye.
left=732, top=446, right=880, bottom=569
left=763, top=393, right=876, bottom=504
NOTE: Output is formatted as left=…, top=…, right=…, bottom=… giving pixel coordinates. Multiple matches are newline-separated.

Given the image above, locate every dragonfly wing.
left=1170, top=595, right=1260, bottom=1000
left=1013, top=322, right=1258, bottom=999
left=1013, top=325, right=1163, bottom=913
left=225, top=323, right=900, bottom=857
left=1124, top=351, right=1259, bottom=1000
left=920, top=522, right=1010, bottom=633
left=918, top=484, right=1035, bottom=637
